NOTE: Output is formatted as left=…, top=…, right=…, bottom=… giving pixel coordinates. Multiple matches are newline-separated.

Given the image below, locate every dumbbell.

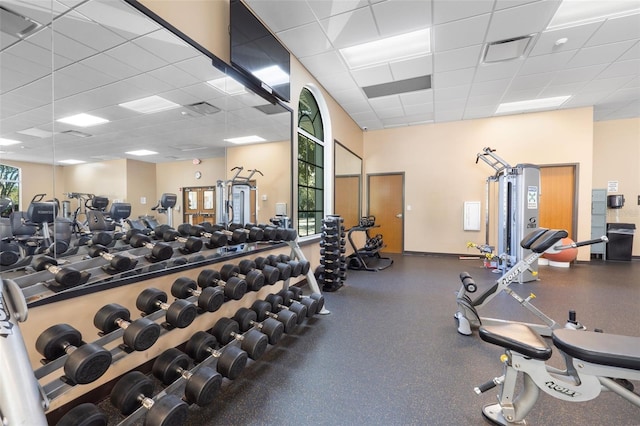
left=161, top=229, right=203, bottom=254
left=219, top=263, right=265, bottom=292
left=57, top=403, right=106, bottom=426
left=128, top=233, right=174, bottom=262
left=197, top=269, right=247, bottom=300
left=171, top=277, right=224, bottom=313
left=273, top=226, right=298, bottom=241
left=77, top=231, right=114, bottom=247
left=180, top=223, right=228, bottom=248
left=275, top=288, right=318, bottom=318
left=32, top=256, right=82, bottom=288
left=237, top=259, right=280, bottom=285
left=210, top=317, right=268, bottom=360
left=152, top=348, right=222, bottom=407
left=208, top=224, right=247, bottom=244
left=185, top=331, right=248, bottom=380
left=320, top=246, right=346, bottom=257
left=111, top=371, right=188, bottom=425
left=233, top=307, right=284, bottom=345
left=94, top=303, right=161, bottom=351
left=244, top=222, right=278, bottom=241
left=264, top=254, right=302, bottom=277
left=254, top=256, right=292, bottom=281
left=227, top=223, right=265, bottom=242
left=251, top=299, right=297, bottom=333
left=35, top=324, right=111, bottom=385
left=265, top=293, right=307, bottom=325
left=35, top=239, right=69, bottom=256
left=136, top=288, right=197, bottom=329
left=277, top=254, right=311, bottom=276
left=287, top=286, right=325, bottom=315
left=86, top=244, right=132, bottom=272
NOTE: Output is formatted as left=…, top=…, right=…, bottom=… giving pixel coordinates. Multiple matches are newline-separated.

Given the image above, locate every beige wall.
left=126, top=159, right=158, bottom=219
left=593, top=117, right=640, bottom=256
left=1, top=160, right=59, bottom=210
left=364, top=107, right=595, bottom=261
left=61, top=159, right=127, bottom=202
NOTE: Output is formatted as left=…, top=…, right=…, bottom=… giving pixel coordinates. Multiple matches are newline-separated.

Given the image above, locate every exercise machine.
left=476, top=147, right=540, bottom=283
left=216, top=167, right=262, bottom=226
left=475, top=323, right=640, bottom=425
left=454, top=228, right=607, bottom=337
left=143, top=193, right=178, bottom=229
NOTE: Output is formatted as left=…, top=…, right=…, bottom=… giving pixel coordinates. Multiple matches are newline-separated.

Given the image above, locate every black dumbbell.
left=32, top=256, right=82, bottom=287
left=152, top=348, right=222, bottom=407
left=266, top=254, right=302, bottom=277
left=86, top=244, right=132, bottom=272
left=94, top=303, right=161, bottom=351
left=171, top=277, right=224, bottom=313
left=128, top=233, right=173, bottom=262
left=287, top=286, right=325, bottom=315
left=248, top=223, right=278, bottom=241
left=35, top=324, right=111, bottom=385
left=136, top=288, right=197, bottom=329
left=210, top=317, right=268, bottom=360
left=254, top=256, right=292, bottom=281
left=77, top=231, right=113, bottom=247
left=111, top=371, right=188, bottom=425
left=227, top=223, right=265, bottom=242
left=182, top=223, right=228, bottom=248
left=57, top=403, right=107, bottom=426
left=320, top=246, right=346, bottom=257
left=209, top=224, right=247, bottom=244
left=276, top=254, right=311, bottom=277
left=250, top=299, right=297, bottom=333
left=233, top=307, right=284, bottom=345
left=219, top=263, right=265, bottom=292
left=265, top=293, right=307, bottom=325
left=185, top=331, right=248, bottom=380
left=162, top=229, right=203, bottom=254
left=197, top=269, right=247, bottom=300
left=237, top=259, right=280, bottom=285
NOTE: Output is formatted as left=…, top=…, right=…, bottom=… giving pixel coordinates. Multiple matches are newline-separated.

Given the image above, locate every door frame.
left=539, top=163, right=579, bottom=239
left=366, top=172, right=405, bottom=253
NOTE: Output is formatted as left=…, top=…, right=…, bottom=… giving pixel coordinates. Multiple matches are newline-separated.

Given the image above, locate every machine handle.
left=474, top=375, right=504, bottom=394
left=554, top=236, right=608, bottom=250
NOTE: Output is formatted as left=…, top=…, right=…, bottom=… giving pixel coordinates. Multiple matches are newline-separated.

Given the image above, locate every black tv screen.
left=230, top=0, right=290, bottom=102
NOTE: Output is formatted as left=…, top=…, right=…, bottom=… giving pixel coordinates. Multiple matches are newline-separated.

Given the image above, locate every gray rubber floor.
left=105, top=254, right=640, bottom=425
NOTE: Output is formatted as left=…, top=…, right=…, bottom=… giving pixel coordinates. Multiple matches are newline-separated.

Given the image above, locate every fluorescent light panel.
left=340, top=28, right=431, bottom=69
left=496, top=96, right=571, bottom=114
left=207, top=77, right=246, bottom=95
left=126, top=149, right=158, bottom=156
left=57, top=113, right=109, bottom=127
left=0, top=138, right=21, bottom=146
left=252, top=65, right=289, bottom=86
left=59, top=159, right=85, bottom=165
left=549, top=0, right=640, bottom=29
left=224, top=135, right=266, bottom=144
left=119, top=95, right=180, bottom=114
left=17, top=128, right=54, bottom=138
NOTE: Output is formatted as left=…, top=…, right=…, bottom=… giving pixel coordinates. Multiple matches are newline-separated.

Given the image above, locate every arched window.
left=297, top=88, right=325, bottom=236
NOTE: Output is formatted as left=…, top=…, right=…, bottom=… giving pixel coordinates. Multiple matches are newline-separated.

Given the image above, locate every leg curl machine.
left=455, top=228, right=607, bottom=337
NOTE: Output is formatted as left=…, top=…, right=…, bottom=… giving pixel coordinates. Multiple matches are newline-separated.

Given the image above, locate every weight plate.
left=65, top=343, right=112, bottom=384
left=111, top=371, right=153, bottom=415
left=36, top=323, right=81, bottom=360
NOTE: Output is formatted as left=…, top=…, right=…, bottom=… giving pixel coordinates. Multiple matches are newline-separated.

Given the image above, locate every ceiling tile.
left=54, top=10, right=126, bottom=52
left=434, top=109, right=464, bottom=122
left=369, top=95, right=402, bottom=110
left=539, top=82, right=585, bottom=97
left=351, top=64, right=393, bottom=87
left=436, top=67, right=476, bottom=89
left=148, top=65, right=201, bottom=89
left=432, top=0, right=494, bottom=25
left=29, top=27, right=97, bottom=62
left=501, top=88, right=542, bottom=102
left=307, top=0, right=367, bottom=20
left=4, top=39, right=52, bottom=68
left=464, top=105, right=498, bottom=119
left=466, top=93, right=504, bottom=107
left=602, top=87, right=640, bottom=103
left=552, top=64, right=607, bottom=85
left=519, top=49, right=576, bottom=75
left=434, top=13, right=491, bottom=52
left=486, top=0, right=561, bottom=42
left=567, top=40, right=636, bottom=69
left=619, top=41, right=640, bottom=61
left=389, top=55, right=433, bottom=80
left=277, top=23, right=333, bottom=58
left=317, top=72, right=360, bottom=93
left=399, top=89, right=433, bottom=106
left=529, top=22, right=601, bottom=56
left=474, top=59, right=523, bottom=82
left=585, top=13, right=640, bottom=47
left=434, top=45, right=483, bottom=72
left=133, top=30, right=200, bottom=64
left=372, top=0, right=432, bottom=36
left=244, top=0, right=316, bottom=32
left=299, top=51, right=347, bottom=77
left=469, top=78, right=511, bottom=96
left=592, top=59, right=639, bottom=79
left=375, top=106, right=405, bottom=120
left=75, top=0, right=160, bottom=38
left=494, top=0, right=545, bottom=11
left=81, top=53, right=139, bottom=80
left=434, top=85, right=471, bottom=102
left=320, top=7, right=378, bottom=49
left=563, top=90, right=611, bottom=108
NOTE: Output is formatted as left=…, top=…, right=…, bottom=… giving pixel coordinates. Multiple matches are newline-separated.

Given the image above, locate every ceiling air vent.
left=362, top=75, right=431, bottom=99
left=254, top=104, right=288, bottom=115
left=61, top=130, right=92, bottom=138
left=483, top=35, right=534, bottom=63
left=0, top=5, right=42, bottom=38
left=184, top=102, right=220, bottom=115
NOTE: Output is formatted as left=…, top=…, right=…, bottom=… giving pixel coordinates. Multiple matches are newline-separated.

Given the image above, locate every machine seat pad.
left=528, top=229, right=569, bottom=253
left=552, top=329, right=640, bottom=371
left=479, top=324, right=552, bottom=360
left=519, top=228, right=549, bottom=249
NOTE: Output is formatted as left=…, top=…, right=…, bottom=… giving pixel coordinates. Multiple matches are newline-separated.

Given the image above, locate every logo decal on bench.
left=0, top=295, right=14, bottom=337
left=545, top=381, right=581, bottom=397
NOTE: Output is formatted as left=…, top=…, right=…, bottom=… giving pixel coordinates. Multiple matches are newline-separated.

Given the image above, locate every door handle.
left=395, top=213, right=403, bottom=218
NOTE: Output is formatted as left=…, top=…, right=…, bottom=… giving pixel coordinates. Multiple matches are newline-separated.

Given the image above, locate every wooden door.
left=335, top=175, right=360, bottom=230
left=368, top=173, right=403, bottom=253
left=182, top=187, right=216, bottom=225
left=539, top=165, right=576, bottom=239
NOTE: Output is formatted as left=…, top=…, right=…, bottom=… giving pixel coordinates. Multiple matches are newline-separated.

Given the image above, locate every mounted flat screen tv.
left=230, top=0, right=291, bottom=102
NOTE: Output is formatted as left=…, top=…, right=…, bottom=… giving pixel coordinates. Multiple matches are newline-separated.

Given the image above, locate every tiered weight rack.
left=346, top=216, right=393, bottom=272
left=317, top=215, right=346, bottom=292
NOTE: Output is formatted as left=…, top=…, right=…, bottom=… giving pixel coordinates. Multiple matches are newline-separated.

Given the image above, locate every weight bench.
left=476, top=323, right=640, bottom=425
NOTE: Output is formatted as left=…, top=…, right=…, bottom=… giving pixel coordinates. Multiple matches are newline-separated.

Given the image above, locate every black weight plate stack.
left=318, top=215, right=346, bottom=291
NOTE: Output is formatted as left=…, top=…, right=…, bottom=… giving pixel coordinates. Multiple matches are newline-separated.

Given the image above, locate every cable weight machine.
left=476, top=147, right=540, bottom=283
left=216, top=167, right=263, bottom=226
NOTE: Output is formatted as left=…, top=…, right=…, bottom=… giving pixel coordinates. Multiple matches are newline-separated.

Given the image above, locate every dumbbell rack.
left=317, top=215, right=346, bottom=292
left=346, top=224, right=393, bottom=271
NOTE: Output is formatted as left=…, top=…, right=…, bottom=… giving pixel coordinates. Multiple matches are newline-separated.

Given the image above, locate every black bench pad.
left=479, top=324, right=552, bottom=360
left=529, top=229, right=569, bottom=253
left=553, top=329, right=640, bottom=371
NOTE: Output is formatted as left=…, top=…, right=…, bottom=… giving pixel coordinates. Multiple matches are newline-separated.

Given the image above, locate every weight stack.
left=317, top=215, right=346, bottom=292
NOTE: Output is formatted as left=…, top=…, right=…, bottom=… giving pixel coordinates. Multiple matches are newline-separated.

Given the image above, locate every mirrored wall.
left=334, top=141, right=362, bottom=229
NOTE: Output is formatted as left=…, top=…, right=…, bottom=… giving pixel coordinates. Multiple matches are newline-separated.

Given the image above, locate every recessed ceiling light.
left=207, top=77, right=246, bottom=95
left=224, top=135, right=266, bottom=144
left=17, top=128, right=54, bottom=138
left=57, top=113, right=109, bottom=127
left=252, top=65, right=289, bottom=87
left=548, top=0, right=640, bottom=29
left=0, top=138, right=21, bottom=146
left=126, top=149, right=158, bottom=156
left=496, top=96, right=571, bottom=114
left=119, top=95, right=180, bottom=114
left=58, top=159, right=86, bottom=165
left=340, top=28, right=431, bottom=69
